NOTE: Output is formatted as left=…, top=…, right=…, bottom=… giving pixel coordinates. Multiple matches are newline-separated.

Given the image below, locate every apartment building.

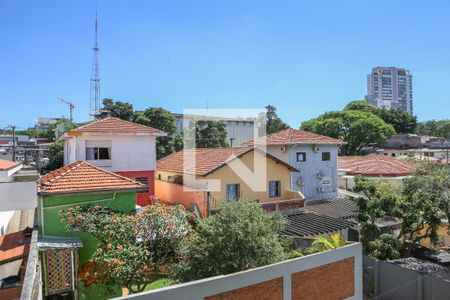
left=365, top=66, right=413, bottom=114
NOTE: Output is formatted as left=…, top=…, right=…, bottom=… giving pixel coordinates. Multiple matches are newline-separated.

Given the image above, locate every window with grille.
left=135, top=177, right=149, bottom=193
left=269, top=180, right=281, bottom=198
left=322, top=152, right=331, bottom=161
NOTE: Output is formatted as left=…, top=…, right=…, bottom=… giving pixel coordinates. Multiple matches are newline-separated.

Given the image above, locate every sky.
left=1, top=0, right=450, bottom=129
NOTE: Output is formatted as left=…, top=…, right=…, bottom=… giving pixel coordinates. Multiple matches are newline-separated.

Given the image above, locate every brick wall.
left=291, top=257, right=355, bottom=300
left=205, top=277, right=283, bottom=300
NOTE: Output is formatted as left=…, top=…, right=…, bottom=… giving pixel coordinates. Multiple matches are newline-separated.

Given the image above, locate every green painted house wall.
left=39, top=191, right=136, bottom=298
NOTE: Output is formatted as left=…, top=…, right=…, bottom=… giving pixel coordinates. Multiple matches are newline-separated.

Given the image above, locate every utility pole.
left=10, top=125, right=16, bottom=161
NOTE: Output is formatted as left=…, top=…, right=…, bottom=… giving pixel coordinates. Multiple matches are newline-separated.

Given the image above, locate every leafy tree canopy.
left=417, top=119, right=450, bottom=138
left=171, top=200, right=288, bottom=282
left=264, top=105, right=290, bottom=134
left=135, top=107, right=180, bottom=159
left=44, top=141, right=64, bottom=172
left=188, top=120, right=228, bottom=148
left=345, top=100, right=418, bottom=134
left=301, top=110, right=395, bottom=155
left=353, top=165, right=450, bottom=258
left=60, top=204, right=193, bottom=294
left=98, top=98, right=135, bottom=121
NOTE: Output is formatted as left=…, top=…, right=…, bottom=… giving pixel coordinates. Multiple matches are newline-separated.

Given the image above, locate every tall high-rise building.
left=365, top=66, right=413, bottom=114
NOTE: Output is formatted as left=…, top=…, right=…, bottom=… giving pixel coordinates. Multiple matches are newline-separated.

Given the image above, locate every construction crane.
left=57, top=96, right=75, bottom=122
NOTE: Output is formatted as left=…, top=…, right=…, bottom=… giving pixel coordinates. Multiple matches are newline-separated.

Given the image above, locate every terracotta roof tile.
left=244, top=128, right=343, bottom=146
left=69, top=117, right=165, bottom=135
left=0, top=159, right=20, bottom=171
left=338, top=154, right=414, bottom=177
left=0, top=230, right=30, bottom=264
left=39, top=161, right=145, bottom=195
left=157, top=147, right=297, bottom=176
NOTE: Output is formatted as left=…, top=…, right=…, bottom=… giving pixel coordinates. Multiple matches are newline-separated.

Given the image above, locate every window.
left=269, top=180, right=281, bottom=198
left=85, top=140, right=111, bottom=160
left=157, top=174, right=161, bottom=180
left=86, top=147, right=111, bottom=160
left=322, top=152, right=331, bottom=161
left=135, top=177, right=149, bottom=193
left=226, top=184, right=240, bottom=201
left=296, top=152, right=307, bottom=162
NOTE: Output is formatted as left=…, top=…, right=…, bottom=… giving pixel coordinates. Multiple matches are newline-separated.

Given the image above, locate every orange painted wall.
left=155, top=179, right=208, bottom=218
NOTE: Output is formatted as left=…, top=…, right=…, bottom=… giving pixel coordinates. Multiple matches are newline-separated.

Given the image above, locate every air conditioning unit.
left=313, top=146, right=321, bottom=152
left=316, top=187, right=325, bottom=193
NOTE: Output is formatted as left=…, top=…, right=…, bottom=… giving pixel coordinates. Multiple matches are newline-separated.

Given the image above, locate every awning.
left=0, top=259, right=22, bottom=280
left=38, top=236, right=83, bottom=250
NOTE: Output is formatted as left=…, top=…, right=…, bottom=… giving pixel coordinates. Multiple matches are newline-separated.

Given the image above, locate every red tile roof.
left=0, top=159, right=20, bottom=171
left=69, top=117, right=165, bottom=135
left=157, top=147, right=297, bottom=176
left=0, top=230, right=30, bottom=264
left=338, top=154, right=414, bottom=177
left=243, top=128, right=343, bottom=146
left=39, top=161, right=145, bottom=195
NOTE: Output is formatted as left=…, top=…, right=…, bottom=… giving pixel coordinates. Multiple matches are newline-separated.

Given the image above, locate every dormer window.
left=86, top=140, right=111, bottom=160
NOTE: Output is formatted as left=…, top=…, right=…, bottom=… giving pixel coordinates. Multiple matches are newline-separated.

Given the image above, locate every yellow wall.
left=156, top=150, right=294, bottom=208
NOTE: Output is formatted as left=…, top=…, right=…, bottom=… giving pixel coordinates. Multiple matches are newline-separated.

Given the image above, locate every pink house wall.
left=155, top=180, right=208, bottom=218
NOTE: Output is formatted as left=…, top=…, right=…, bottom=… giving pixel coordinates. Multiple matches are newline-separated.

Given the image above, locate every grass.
left=129, top=277, right=174, bottom=294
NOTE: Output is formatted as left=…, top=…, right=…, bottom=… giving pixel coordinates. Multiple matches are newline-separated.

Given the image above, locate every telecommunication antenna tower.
left=89, top=10, right=100, bottom=117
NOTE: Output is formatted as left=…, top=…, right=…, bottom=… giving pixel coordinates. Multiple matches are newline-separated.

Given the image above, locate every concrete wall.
left=118, top=243, right=363, bottom=300
left=267, top=144, right=339, bottom=200
left=155, top=180, right=208, bottom=218
left=363, top=256, right=450, bottom=300
left=0, top=181, right=37, bottom=211
left=64, top=133, right=157, bottom=172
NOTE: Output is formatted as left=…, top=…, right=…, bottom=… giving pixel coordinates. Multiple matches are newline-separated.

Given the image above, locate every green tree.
left=310, top=233, right=346, bottom=252
left=135, top=107, right=178, bottom=159
left=191, top=120, right=228, bottom=148
left=353, top=166, right=450, bottom=258
left=171, top=200, right=288, bottom=282
left=344, top=100, right=378, bottom=115
left=368, top=234, right=401, bottom=260
left=44, top=141, right=64, bottom=171
left=353, top=177, right=403, bottom=251
left=98, top=98, right=135, bottom=121
left=264, top=105, right=290, bottom=134
left=345, top=100, right=417, bottom=133
left=60, top=204, right=193, bottom=294
left=417, top=119, right=450, bottom=138
left=400, top=163, right=450, bottom=255
left=301, top=110, right=395, bottom=155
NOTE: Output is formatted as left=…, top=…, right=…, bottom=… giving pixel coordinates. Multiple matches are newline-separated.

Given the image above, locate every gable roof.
left=0, top=230, right=30, bottom=264
left=338, top=154, right=414, bottom=177
left=157, top=146, right=298, bottom=176
left=67, top=117, right=166, bottom=135
left=39, top=161, right=145, bottom=195
left=243, top=128, right=343, bottom=146
left=283, top=211, right=355, bottom=238
left=0, top=159, right=20, bottom=171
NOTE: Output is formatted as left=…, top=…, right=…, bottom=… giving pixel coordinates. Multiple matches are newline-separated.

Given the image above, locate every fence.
left=117, top=242, right=362, bottom=300
left=363, top=256, right=450, bottom=300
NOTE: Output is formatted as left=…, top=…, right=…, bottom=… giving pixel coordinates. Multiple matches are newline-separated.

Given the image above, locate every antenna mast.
left=89, top=9, right=100, bottom=117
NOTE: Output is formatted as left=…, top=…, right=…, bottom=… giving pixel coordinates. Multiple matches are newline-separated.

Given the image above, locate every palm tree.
left=311, top=233, right=346, bottom=252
